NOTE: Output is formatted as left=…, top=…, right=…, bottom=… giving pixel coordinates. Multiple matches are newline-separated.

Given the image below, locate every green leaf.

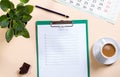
left=22, top=14, right=32, bottom=22
left=13, top=20, right=24, bottom=31
left=16, top=5, right=25, bottom=15
left=8, top=10, right=15, bottom=19
left=9, top=1, right=14, bottom=9
left=0, top=15, right=9, bottom=28
left=0, top=2, right=1, bottom=7
left=13, top=20, right=25, bottom=36
left=16, top=3, right=24, bottom=8
left=0, top=0, right=10, bottom=11
left=5, top=28, right=14, bottom=43
left=1, top=0, right=9, bottom=1
left=25, top=5, right=33, bottom=14
left=21, top=28, right=30, bottom=38
left=20, top=0, right=29, bottom=3
left=16, top=3, right=24, bottom=10
left=0, top=0, right=14, bottom=11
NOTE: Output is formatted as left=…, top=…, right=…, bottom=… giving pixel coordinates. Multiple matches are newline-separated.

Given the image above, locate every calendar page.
left=54, top=0, right=120, bottom=24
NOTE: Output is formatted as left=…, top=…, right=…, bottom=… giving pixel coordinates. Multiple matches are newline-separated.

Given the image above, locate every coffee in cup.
left=101, top=43, right=116, bottom=58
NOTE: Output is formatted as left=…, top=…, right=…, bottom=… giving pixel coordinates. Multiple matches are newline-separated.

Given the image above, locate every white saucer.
left=93, top=38, right=120, bottom=65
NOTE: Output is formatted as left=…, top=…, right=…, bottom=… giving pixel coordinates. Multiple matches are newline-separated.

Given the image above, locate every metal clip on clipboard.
left=51, top=21, right=73, bottom=27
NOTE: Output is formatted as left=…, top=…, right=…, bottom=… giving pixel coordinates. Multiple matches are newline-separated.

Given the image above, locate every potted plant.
left=0, top=0, right=33, bottom=43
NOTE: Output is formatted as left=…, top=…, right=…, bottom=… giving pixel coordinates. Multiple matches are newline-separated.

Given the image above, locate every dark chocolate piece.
left=19, top=62, right=30, bottom=74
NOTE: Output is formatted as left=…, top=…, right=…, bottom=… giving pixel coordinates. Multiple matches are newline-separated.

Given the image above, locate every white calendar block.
left=55, top=0, right=120, bottom=24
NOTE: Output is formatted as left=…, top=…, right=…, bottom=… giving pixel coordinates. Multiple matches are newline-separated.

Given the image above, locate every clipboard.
left=36, top=20, right=90, bottom=77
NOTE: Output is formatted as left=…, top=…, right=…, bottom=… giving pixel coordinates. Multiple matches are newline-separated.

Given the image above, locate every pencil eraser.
left=19, top=62, right=30, bottom=74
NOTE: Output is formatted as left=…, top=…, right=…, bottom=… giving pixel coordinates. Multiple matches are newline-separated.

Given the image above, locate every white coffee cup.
left=93, top=38, right=120, bottom=65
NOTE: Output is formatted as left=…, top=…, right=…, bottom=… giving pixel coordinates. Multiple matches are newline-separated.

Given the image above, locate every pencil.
left=35, top=5, right=69, bottom=18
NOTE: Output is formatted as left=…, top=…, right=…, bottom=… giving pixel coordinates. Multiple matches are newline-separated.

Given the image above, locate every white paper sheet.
left=37, top=23, right=88, bottom=77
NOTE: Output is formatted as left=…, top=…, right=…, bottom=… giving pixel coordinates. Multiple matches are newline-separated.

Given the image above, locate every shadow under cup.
left=101, top=43, right=116, bottom=58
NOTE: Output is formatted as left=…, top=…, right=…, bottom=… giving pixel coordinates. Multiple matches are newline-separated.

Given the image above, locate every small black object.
left=19, top=62, right=30, bottom=74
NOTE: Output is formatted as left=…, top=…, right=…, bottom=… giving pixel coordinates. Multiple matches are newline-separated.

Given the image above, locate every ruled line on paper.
left=44, top=34, right=83, bottom=65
